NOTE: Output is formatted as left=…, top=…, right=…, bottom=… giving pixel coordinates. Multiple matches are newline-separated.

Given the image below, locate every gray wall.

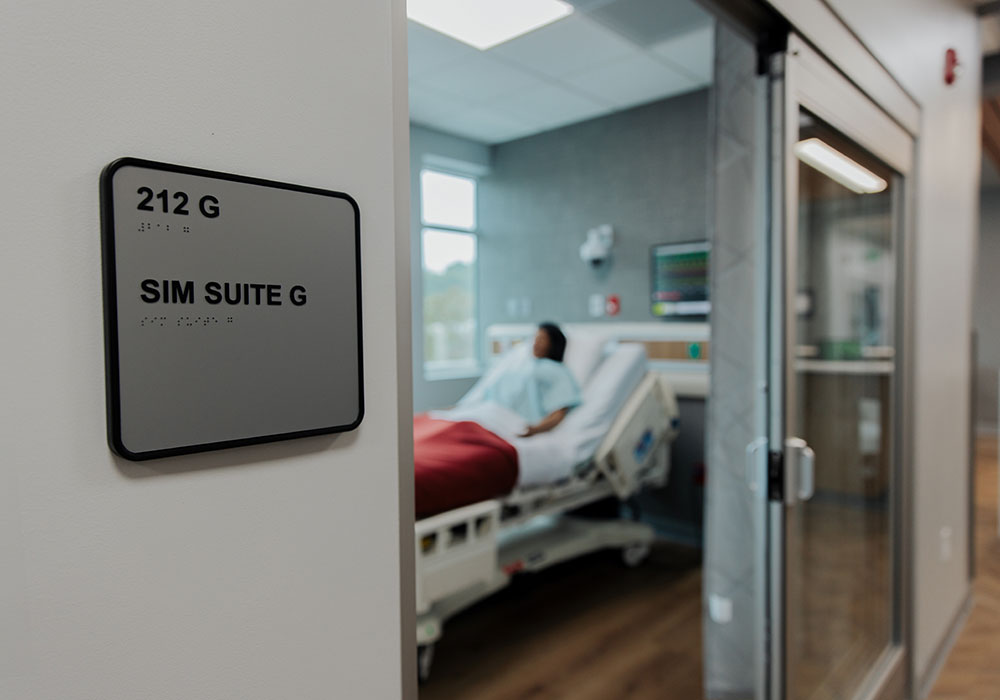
left=411, top=92, right=711, bottom=412
left=409, top=124, right=490, bottom=413
left=474, top=92, right=712, bottom=544
left=975, top=186, right=1000, bottom=434
left=478, top=90, right=710, bottom=328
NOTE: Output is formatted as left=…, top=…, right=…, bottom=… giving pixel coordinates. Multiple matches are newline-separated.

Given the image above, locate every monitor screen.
left=651, top=241, right=710, bottom=317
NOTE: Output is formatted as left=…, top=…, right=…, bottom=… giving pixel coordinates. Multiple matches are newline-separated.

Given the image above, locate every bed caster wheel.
left=621, top=542, right=650, bottom=568
left=417, top=643, right=435, bottom=684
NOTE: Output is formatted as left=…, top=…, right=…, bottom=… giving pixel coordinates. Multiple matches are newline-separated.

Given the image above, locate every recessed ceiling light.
left=407, top=0, right=574, bottom=51
left=793, top=138, right=888, bottom=194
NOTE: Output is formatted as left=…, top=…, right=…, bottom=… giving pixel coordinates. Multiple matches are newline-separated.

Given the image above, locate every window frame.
left=418, top=167, right=481, bottom=381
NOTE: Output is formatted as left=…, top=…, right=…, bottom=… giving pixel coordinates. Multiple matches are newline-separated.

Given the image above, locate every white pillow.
left=563, top=332, right=611, bottom=388
left=554, top=343, right=649, bottom=467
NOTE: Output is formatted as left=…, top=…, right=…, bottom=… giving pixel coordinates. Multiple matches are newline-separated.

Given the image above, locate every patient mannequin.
left=471, top=322, right=581, bottom=437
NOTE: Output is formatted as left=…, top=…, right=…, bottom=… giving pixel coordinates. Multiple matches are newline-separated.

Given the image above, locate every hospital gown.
left=463, top=355, right=581, bottom=425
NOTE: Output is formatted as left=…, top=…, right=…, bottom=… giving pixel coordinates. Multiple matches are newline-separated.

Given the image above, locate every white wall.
left=1, top=2, right=411, bottom=699
left=771, top=0, right=981, bottom=690
left=409, top=124, right=491, bottom=412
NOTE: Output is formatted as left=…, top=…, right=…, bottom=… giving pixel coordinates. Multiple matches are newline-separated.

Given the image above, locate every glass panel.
left=422, top=228, right=478, bottom=374
left=787, top=109, right=897, bottom=699
left=420, top=170, right=477, bottom=230
left=702, top=21, right=769, bottom=700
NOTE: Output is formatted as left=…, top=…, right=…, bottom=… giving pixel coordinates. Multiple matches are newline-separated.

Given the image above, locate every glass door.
left=768, top=35, right=913, bottom=700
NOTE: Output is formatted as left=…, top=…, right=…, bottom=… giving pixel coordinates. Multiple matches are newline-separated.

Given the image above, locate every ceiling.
left=408, top=0, right=714, bottom=145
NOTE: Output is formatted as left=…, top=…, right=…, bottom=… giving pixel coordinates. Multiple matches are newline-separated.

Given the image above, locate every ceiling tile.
left=562, top=52, right=702, bottom=109
left=491, top=84, right=612, bottom=132
left=563, top=0, right=619, bottom=9
left=422, top=105, right=534, bottom=145
left=417, top=54, right=551, bottom=105
left=650, top=24, right=714, bottom=83
left=408, top=82, right=477, bottom=128
left=408, top=21, right=479, bottom=79
left=451, top=107, right=536, bottom=144
left=406, top=4, right=715, bottom=144
left=586, top=0, right=712, bottom=47
left=488, top=14, right=635, bottom=80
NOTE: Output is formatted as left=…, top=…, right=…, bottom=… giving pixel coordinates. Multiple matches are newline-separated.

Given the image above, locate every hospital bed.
left=413, top=335, right=681, bottom=682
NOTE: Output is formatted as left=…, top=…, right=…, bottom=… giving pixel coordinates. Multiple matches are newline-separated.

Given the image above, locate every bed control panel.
left=594, top=373, right=678, bottom=497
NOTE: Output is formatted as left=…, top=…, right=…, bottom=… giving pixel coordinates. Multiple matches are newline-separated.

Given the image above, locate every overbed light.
left=407, top=0, right=574, bottom=51
left=793, top=138, right=888, bottom=194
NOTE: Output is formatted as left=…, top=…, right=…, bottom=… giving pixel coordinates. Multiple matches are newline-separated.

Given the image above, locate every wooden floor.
left=928, top=435, right=1000, bottom=700
left=419, top=541, right=704, bottom=700
left=788, top=496, right=891, bottom=700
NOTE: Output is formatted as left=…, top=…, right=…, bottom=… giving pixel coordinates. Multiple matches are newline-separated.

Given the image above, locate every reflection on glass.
left=788, top=110, right=896, bottom=700
left=794, top=138, right=888, bottom=194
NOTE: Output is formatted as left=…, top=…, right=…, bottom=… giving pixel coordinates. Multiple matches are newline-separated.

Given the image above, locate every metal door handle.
left=797, top=445, right=815, bottom=501
left=785, top=437, right=815, bottom=502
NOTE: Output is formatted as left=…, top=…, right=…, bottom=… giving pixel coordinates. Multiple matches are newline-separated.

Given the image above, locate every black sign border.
left=100, top=157, right=364, bottom=461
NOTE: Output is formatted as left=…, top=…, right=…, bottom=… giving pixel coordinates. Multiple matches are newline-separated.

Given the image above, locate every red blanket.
left=414, top=414, right=519, bottom=519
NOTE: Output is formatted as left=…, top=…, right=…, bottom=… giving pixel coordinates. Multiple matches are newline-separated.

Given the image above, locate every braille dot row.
left=136, top=222, right=186, bottom=232
left=140, top=316, right=234, bottom=327
left=176, top=317, right=224, bottom=327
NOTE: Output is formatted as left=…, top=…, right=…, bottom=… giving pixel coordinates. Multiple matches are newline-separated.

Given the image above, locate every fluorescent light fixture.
left=793, top=138, right=888, bottom=194
left=407, top=0, right=573, bottom=51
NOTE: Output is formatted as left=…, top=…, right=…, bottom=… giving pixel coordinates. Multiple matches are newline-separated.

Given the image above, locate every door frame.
left=766, top=33, right=916, bottom=700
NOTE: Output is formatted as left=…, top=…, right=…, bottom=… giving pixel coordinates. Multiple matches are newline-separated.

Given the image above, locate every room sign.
left=100, top=158, right=363, bottom=460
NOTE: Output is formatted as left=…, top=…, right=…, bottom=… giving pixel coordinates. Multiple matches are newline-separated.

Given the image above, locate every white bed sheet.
left=431, top=343, right=648, bottom=487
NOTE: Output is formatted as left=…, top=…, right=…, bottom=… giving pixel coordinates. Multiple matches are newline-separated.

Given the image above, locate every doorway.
left=407, top=0, right=725, bottom=696
left=765, top=35, right=913, bottom=700
left=403, top=5, right=915, bottom=699
left=700, top=27, right=914, bottom=700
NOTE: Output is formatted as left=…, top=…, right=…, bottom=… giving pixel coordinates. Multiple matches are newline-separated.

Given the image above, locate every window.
left=420, top=169, right=479, bottom=377
left=421, top=170, right=476, bottom=229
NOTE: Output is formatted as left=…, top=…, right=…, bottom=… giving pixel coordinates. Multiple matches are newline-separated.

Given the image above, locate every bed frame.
left=414, top=370, right=680, bottom=681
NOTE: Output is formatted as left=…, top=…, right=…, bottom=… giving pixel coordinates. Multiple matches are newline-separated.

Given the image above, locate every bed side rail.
left=592, top=373, right=680, bottom=499
left=414, top=500, right=501, bottom=615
